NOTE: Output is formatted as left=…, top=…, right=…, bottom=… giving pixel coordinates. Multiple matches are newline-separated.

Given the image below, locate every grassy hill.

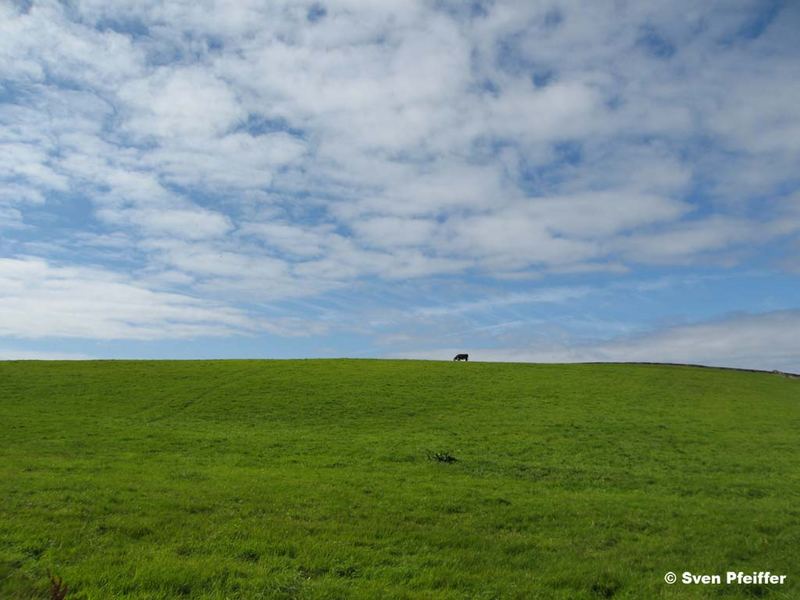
left=1, top=360, right=798, bottom=599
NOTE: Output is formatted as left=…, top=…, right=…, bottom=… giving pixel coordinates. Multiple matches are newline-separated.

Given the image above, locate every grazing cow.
left=453, top=353, right=469, bottom=362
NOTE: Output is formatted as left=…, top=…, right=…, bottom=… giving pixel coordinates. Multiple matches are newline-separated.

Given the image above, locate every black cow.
left=453, top=353, right=469, bottom=362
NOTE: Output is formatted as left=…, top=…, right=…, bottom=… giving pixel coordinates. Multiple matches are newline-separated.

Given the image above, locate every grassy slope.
left=0, top=360, right=798, bottom=599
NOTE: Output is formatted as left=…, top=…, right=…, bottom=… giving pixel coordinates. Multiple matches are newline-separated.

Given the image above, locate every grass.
left=0, top=359, right=798, bottom=599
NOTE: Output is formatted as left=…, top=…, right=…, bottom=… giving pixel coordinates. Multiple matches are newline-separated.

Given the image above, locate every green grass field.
left=1, top=360, right=798, bottom=599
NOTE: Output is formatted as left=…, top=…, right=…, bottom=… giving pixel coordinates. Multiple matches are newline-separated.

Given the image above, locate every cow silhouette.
left=453, top=353, right=469, bottom=361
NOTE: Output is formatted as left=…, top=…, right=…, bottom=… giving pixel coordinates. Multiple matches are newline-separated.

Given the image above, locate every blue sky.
left=1, top=0, right=799, bottom=370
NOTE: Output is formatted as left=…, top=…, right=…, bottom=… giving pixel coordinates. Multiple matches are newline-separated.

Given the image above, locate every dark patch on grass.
left=22, top=545, right=45, bottom=560
left=743, top=584, right=770, bottom=597
left=124, top=525, right=153, bottom=540
left=426, top=450, right=458, bottom=463
left=591, top=574, right=621, bottom=598
left=269, top=544, right=297, bottom=558
left=439, top=503, right=466, bottom=514
left=299, top=565, right=328, bottom=579
left=333, top=565, right=359, bottom=578
left=598, top=536, right=619, bottom=549
left=48, top=573, right=68, bottom=600
left=238, top=549, right=260, bottom=563
left=175, top=582, right=192, bottom=596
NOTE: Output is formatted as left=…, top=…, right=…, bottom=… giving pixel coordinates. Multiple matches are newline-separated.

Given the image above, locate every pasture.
left=1, top=360, right=798, bottom=599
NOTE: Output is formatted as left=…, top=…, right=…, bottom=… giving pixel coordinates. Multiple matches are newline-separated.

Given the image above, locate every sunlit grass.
left=1, top=360, right=798, bottom=598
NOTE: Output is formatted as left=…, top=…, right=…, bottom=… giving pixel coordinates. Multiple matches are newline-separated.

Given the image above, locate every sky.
left=1, top=0, right=799, bottom=370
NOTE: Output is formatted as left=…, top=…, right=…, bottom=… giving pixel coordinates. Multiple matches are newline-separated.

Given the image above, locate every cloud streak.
left=0, top=257, right=273, bottom=340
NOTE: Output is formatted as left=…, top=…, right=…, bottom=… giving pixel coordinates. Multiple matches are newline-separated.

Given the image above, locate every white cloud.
left=0, top=206, right=24, bottom=229
left=139, top=238, right=288, bottom=280
left=119, top=68, right=243, bottom=139
left=617, top=212, right=800, bottom=264
left=410, top=287, right=593, bottom=318
left=0, top=183, right=45, bottom=206
left=0, top=256, right=260, bottom=340
left=240, top=221, right=338, bottom=258
left=0, top=1, right=143, bottom=86
left=352, top=217, right=437, bottom=248
left=102, top=206, right=233, bottom=240
left=146, top=132, right=306, bottom=190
